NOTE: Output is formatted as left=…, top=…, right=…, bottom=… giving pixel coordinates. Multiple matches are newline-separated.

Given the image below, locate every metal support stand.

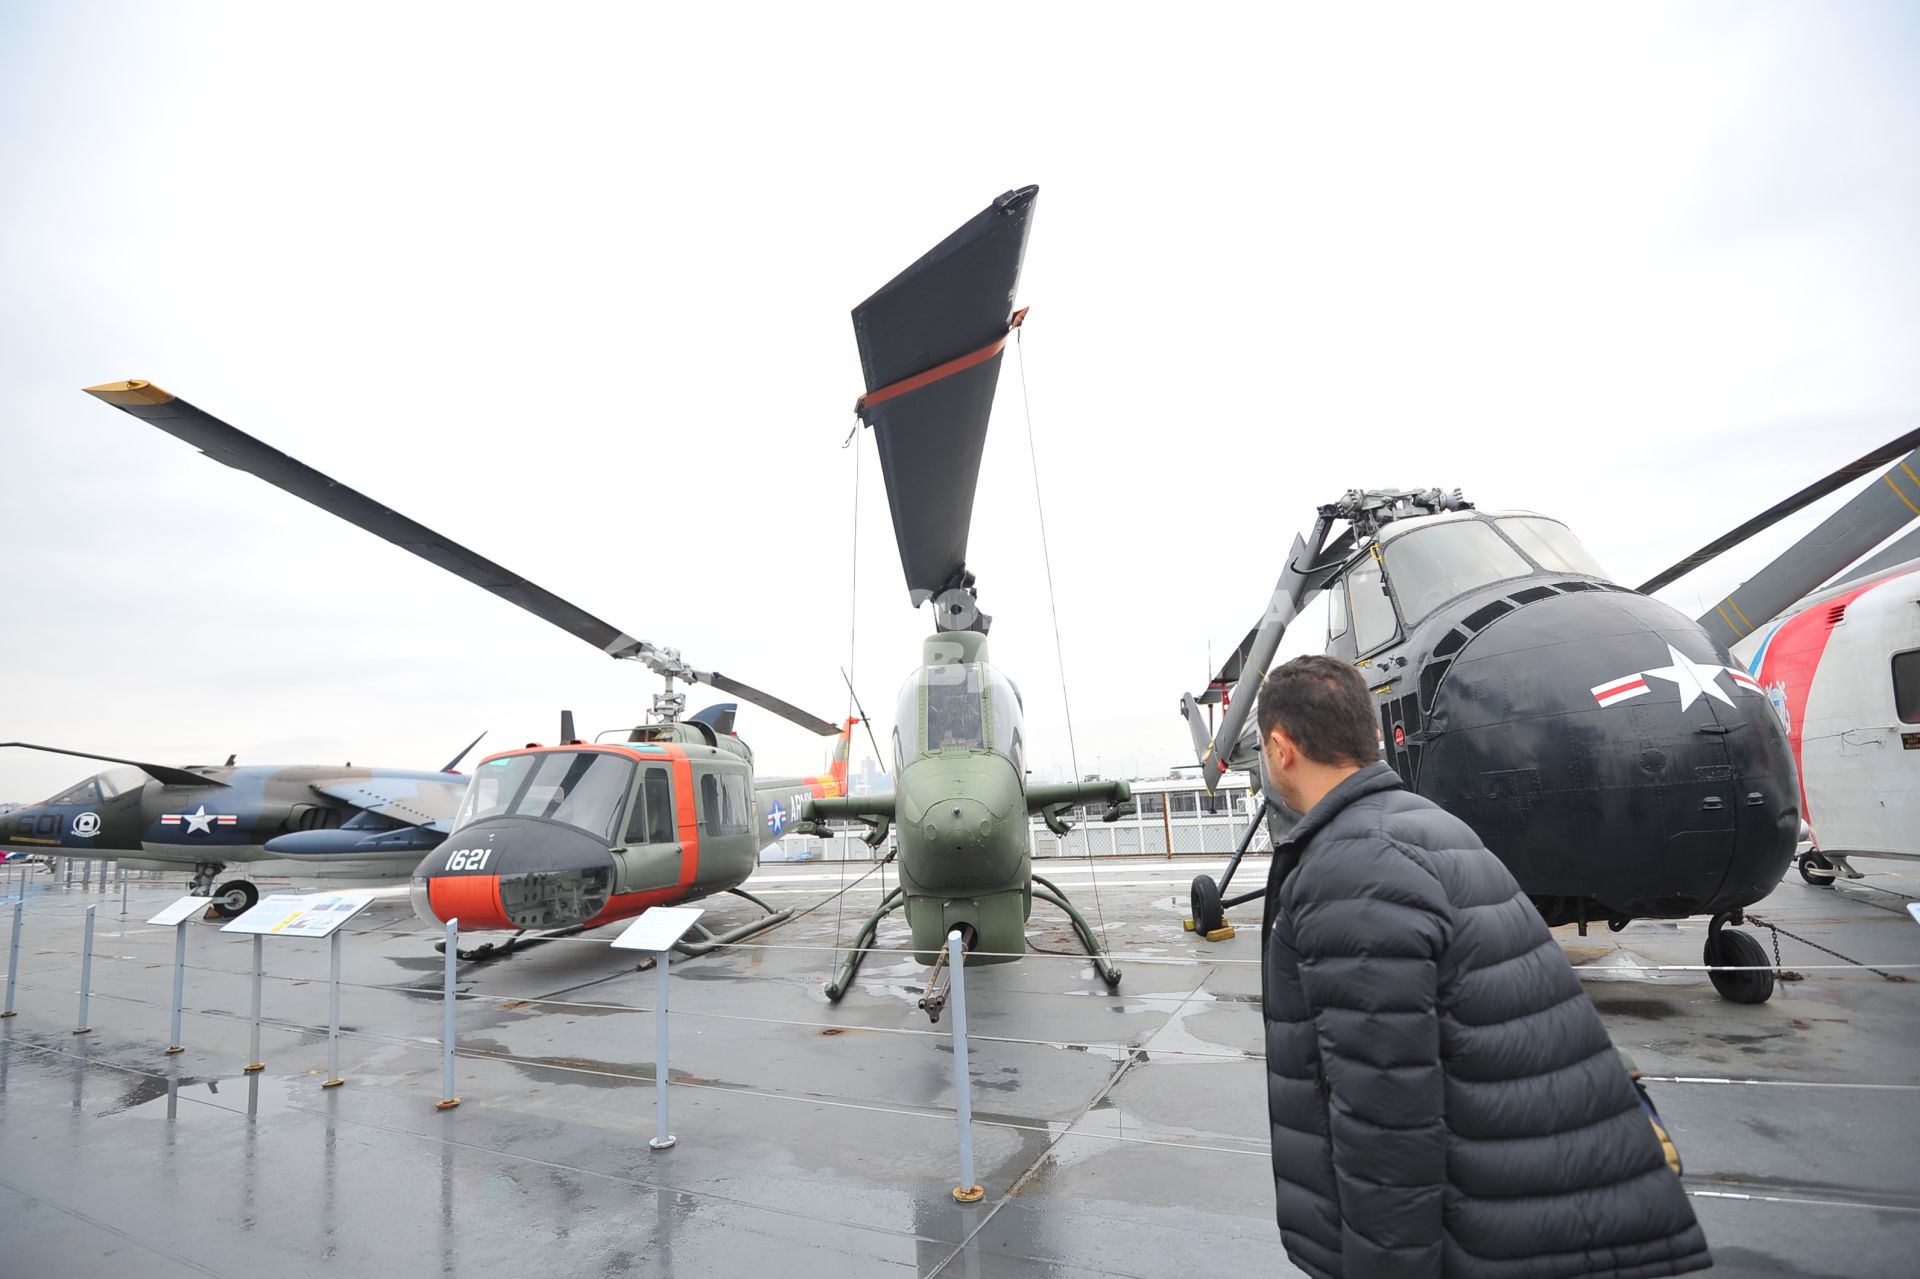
left=243, top=934, right=265, bottom=1072
left=649, top=949, right=675, bottom=1150
left=165, top=920, right=187, bottom=1053
left=322, top=929, right=345, bottom=1087
left=119, top=865, right=128, bottom=916
left=2, top=899, right=22, bottom=1017
left=74, top=904, right=96, bottom=1034
left=82, top=860, right=91, bottom=890
left=948, top=929, right=983, bottom=1203
left=436, top=920, right=460, bottom=1109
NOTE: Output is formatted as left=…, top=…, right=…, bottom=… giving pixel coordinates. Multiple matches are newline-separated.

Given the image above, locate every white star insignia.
left=1638, top=644, right=1735, bottom=711
left=182, top=805, right=216, bottom=835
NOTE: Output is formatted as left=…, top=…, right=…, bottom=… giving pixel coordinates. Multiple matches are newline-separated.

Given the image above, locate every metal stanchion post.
left=119, top=866, right=128, bottom=916
left=436, top=920, right=460, bottom=1109
left=75, top=905, right=96, bottom=1034
left=948, top=928, right=982, bottom=1203
left=81, top=860, right=91, bottom=890
left=63, top=858, right=72, bottom=886
left=243, top=934, right=265, bottom=1072
left=2, top=899, right=22, bottom=1017
left=165, top=920, right=187, bottom=1053
left=649, top=949, right=675, bottom=1150
left=323, top=928, right=344, bottom=1087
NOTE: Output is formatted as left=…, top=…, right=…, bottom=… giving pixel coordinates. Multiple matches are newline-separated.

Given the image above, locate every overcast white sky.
left=2, top=2, right=1916, bottom=802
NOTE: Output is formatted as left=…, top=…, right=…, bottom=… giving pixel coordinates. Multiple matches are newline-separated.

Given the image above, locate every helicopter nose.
left=1410, top=587, right=1797, bottom=917
left=410, top=818, right=616, bottom=931
left=923, top=796, right=997, bottom=854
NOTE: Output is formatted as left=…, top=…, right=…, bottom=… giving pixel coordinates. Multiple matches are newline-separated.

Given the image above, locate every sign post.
left=221, top=893, right=375, bottom=1079
left=947, top=928, right=983, bottom=1204
left=147, top=896, right=209, bottom=1053
left=438, top=920, right=459, bottom=1110
left=610, top=906, right=704, bottom=1151
left=2, top=899, right=22, bottom=1018
left=74, top=904, right=96, bottom=1034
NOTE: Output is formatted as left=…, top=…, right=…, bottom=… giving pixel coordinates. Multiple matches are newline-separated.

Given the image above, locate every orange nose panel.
left=428, top=874, right=509, bottom=929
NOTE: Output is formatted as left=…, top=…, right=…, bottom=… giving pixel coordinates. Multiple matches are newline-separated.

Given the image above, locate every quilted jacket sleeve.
left=1288, top=828, right=1453, bottom=1278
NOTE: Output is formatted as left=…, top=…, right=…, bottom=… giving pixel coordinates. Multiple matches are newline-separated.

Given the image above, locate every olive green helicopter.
left=794, top=186, right=1135, bottom=1020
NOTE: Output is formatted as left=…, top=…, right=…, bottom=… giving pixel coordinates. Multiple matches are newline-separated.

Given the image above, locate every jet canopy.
left=40, top=765, right=147, bottom=807
left=454, top=750, right=635, bottom=843
left=896, top=662, right=1023, bottom=766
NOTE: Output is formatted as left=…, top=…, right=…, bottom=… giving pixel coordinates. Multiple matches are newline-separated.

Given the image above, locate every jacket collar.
left=1275, top=761, right=1404, bottom=852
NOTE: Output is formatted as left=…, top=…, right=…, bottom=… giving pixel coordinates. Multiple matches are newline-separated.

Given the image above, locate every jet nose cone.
left=412, top=819, right=616, bottom=931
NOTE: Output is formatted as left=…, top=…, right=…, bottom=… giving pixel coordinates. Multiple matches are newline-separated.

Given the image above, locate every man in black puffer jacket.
left=1256, top=655, right=1710, bottom=1278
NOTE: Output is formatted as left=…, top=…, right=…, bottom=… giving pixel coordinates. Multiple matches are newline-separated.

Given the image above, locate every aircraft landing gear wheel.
left=1705, top=927, right=1774, bottom=1004
left=210, top=879, right=259, bottom=919
left=1797, top=852, right=1837, bottom=887
left=1189, top=874, right=1224, bottom=936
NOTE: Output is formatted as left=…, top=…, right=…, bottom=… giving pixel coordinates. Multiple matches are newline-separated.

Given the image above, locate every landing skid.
left=823, top=873, right=1121, bottom=1012
left=434, top=888, right=795, bottom=964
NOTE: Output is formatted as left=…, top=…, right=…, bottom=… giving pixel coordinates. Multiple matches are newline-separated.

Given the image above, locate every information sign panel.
left=148, top=896, right=211, bottom=927
left=220, top=893, right=375, bottom=938
left=610, top=906, right=704, bottom=953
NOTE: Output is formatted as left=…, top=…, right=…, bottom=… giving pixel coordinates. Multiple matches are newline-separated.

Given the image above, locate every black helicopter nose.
left=411, top=818, right=617, bottom=930
left=1405, top=586, right=1798, bottom=919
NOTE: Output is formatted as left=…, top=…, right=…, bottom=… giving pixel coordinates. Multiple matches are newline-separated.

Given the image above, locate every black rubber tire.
left=1797, top=852, right=1837, bottom=887
left=1190, top=874, right=1225, bottom=935
left=210, top=879, right=259, bottom=920
left=1706, top=928, right=1775, bottom=1004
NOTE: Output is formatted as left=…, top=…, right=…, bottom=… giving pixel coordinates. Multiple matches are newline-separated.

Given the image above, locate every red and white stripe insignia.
left=1727, top=669, right=1762, bottom=692
left=215, top=816, right=238, bottom=826
left=1591, top=675, right=1650, bottom=707
left=160, top=815, right=184, bottom=825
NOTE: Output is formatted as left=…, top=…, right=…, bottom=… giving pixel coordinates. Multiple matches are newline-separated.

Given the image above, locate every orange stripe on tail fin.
left=829, top=718, right=857, bottom=791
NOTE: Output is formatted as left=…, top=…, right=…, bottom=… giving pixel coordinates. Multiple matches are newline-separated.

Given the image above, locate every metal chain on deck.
left=1749, top=912, right=1907, bottom=983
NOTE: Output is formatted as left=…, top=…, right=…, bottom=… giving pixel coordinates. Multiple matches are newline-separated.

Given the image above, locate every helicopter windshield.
left=898, top=663, right=1021, bottom=757
left=1381, top=519, right=1533, bottom=625
left=1497, top=516, right=1611, bottom=579
left=454, top=750, right=635, bottom=843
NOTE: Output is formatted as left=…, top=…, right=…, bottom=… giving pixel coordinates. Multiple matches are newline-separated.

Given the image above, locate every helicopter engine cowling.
left=1403, top=585, right=1799, bottom=921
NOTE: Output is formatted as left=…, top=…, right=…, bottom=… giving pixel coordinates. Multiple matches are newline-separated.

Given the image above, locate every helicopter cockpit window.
left=454, top=751, right=635, bottom=843
left=1496, top=516, right=1612, bottom=580
left=43, top=777, right=101, bottom=808
left=901, top=665, right=987, bottom=753
left=1326, top=581, right=1350, bottom=642
left=1347, top=558, right=1399, bottom=654
left=1382, top=519, right=1533, bottom=625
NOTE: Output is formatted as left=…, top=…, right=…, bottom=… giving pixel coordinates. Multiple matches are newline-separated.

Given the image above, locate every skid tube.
left=823, top=886, right=905, bottom=1001
left=1030, top=872, right=1121, bottom=988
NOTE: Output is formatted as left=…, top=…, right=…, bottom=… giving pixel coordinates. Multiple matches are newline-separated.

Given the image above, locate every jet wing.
left=312, top=776, right=468, bottom=830
left=0, top=742, right=223, bottom=789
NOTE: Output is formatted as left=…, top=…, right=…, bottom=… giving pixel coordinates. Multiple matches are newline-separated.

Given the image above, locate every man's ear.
left=1266, top=727, right=1295, bottom=771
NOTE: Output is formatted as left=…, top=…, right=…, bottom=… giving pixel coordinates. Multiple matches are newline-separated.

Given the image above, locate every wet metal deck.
left=1, top=857, right=1917, bottom=1277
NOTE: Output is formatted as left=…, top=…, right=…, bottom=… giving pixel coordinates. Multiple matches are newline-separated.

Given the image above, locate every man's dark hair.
left=1255, top=655, right=1380, bottom=767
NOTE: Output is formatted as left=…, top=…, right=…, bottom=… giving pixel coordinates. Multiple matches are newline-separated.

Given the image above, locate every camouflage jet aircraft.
left=0, top=739, right=481, bottom=915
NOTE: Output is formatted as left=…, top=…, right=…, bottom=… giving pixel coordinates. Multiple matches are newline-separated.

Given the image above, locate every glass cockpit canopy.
left=897, top=662, right=1022, bottom=760
left=454, top=750, right=635, bottom=843
left=1345, top=513, right=1614, bottom=649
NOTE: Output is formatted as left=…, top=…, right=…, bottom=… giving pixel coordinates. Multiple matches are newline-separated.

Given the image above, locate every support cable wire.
left=1014, top=325, right=1111, bottom=944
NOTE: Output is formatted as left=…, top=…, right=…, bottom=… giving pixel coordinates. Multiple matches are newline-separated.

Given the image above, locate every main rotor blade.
left=85, top=381, right=650, bottom=659
left=698, top=672, right=839, bottom=736
left=852, top=186, right=1038, bottom=606
left=1637, top=427, right=1920, bottom=595
left=85, top=381, right=843, bottom=735
left=1690, top=444, right=1920, bottom=648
